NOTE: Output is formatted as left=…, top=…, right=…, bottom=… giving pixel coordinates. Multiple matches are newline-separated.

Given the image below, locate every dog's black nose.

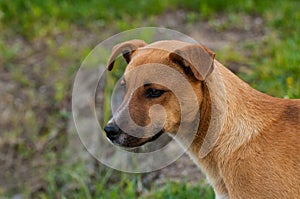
left=104, top=124, right=120, bottom=140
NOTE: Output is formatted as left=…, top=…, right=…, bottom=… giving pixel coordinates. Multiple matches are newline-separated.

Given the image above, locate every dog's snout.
left=104, top=124, right=120, bottom=140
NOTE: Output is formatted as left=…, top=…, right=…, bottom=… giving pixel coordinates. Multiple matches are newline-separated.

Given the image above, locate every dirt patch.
left=156, top=10, right=265, bottom=48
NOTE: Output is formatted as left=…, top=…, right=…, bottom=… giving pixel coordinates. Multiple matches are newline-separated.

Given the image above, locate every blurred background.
left=0, top=0, right=299, bottom=198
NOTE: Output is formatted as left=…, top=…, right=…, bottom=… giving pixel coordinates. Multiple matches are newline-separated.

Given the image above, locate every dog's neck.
left=189, top=60, right=277, bottom=160
left=214, top=61, right=278, bottom=157
left=180, top=60, right=280, bottom=196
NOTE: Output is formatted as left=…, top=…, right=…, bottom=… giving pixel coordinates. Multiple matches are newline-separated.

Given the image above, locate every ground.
left=1, top=1, right=299, bottom=198
left=0, top=10, right=266, bottom=196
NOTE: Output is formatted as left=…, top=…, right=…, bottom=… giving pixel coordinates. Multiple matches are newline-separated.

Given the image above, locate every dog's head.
left=104, top=40, right=215, bottom=148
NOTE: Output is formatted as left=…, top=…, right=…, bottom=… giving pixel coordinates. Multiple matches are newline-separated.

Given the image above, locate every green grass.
left=0, top=0, right=177, bottom=39
left=141, top=180, right=214, bottom=199
left=239, top=1, right=300, bottom=98
left=40, top=163, right=214, bottom=199
left=0, top=0, right=300, bottom=198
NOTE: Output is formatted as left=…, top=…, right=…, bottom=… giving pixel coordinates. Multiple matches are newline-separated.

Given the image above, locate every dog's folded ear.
left=107, top=39, right=147, bottom=71
left=169, top=44, right=215, bottom=81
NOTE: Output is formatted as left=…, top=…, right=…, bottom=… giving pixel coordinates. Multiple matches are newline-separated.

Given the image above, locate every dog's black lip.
left=135, top=130, right=164, bottom=147
left=124, top=130, right=164, bottom=148
left=106, top=130, right=164, bottom=149
left=148, top=130, right=164, bottom=142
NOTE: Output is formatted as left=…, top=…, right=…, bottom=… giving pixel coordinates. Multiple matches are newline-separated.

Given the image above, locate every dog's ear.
left=169, top=44, right=215, bottom=81
left=107, top=39, right=147, bottom=71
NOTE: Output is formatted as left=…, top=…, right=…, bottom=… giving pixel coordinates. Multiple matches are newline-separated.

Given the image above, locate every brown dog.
left=104, top=40, right=300, bottom=199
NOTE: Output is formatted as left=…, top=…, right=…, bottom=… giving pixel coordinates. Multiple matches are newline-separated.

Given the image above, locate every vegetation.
left=0, top=0, right=299, bottom=198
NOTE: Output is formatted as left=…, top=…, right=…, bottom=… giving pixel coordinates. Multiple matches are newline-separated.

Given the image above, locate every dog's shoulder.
left=280, top=99, right=300, bottom=126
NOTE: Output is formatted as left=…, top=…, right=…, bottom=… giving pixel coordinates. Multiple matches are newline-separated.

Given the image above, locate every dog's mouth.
left=107, top=130, right=164, bottom=148
left=136, top=130, right=164, bottom=146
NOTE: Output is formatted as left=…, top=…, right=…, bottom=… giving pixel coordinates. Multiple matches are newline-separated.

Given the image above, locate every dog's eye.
left=145, top=88, right=165, bottom=98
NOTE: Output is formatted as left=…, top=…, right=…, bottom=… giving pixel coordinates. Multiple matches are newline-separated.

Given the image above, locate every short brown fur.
left=106, top=40, right=300, bottom=199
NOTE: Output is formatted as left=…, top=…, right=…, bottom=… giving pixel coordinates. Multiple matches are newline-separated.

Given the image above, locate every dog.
left=104, top=39, right=300, bottom=199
